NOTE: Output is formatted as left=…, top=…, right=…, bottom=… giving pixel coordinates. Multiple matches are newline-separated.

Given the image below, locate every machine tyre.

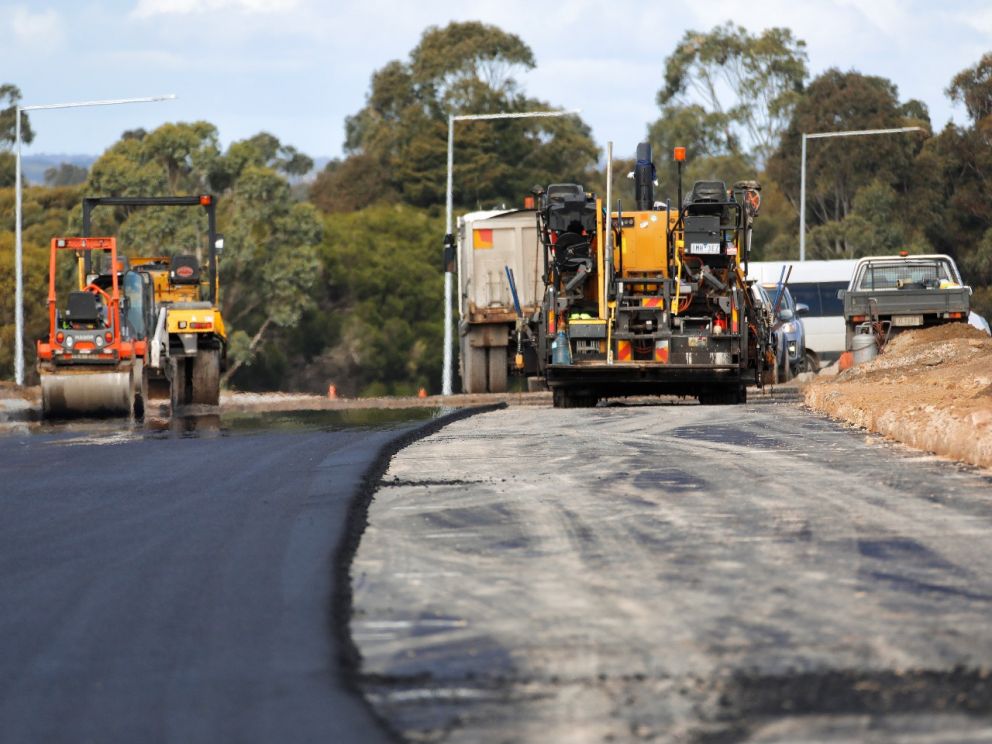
left=699, top=384, right=746, bottom=405
left=191, top=348, right=221, bottom=406
left=170, top=358, right=193, bottom=410
left=552, top=388, right=598, bottom=408
left=487, top=346, right=507, bottom=393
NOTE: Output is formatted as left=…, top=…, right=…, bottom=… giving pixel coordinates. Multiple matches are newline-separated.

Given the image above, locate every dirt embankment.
left=805, top=322, right=992, bottom=469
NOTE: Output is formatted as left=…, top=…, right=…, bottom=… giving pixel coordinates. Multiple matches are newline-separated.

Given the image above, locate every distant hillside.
left=21, top=154, right=97, bottom=185
left=21, top=154, right=329, bottom=186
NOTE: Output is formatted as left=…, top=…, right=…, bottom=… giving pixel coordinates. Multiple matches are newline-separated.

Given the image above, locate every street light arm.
left=453, top=109, right=581, bottom=123
left=805, top=126, right=923, bottom=140
left=20, top=94, right=177, bottom=112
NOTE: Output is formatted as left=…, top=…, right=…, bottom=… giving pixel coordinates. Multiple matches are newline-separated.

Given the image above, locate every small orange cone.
left=838, top=352, right=853, bottom=372
left=328, top=384, right=337, bottom=400
left=417, top=387, right=427, bottom=398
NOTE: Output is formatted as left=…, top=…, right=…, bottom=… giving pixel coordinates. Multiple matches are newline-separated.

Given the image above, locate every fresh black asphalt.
left=0, top=417, right=423, bottom=744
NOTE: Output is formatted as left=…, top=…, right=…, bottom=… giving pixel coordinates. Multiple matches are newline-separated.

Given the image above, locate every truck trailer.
left=456, top=208, right=542, bottom=393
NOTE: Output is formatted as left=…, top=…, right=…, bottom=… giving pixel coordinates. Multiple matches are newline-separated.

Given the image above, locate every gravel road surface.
left=0, top=412, right=429, bottom=744
left=353, top=398, right=992, bottom=742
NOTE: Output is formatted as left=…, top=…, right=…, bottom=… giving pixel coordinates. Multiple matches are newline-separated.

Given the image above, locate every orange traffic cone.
left=328, top=384, right=337, bottom=400
left=417, top=387, right=427, bottom=398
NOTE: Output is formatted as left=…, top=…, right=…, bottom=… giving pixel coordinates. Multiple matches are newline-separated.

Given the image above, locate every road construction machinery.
left=537, top=142, right=774, bottom=407
left=81, top=195, right=227, bottom=411
left=455, top=207, right=542, bottom=393
left=37, top=237, right=145, bottom=417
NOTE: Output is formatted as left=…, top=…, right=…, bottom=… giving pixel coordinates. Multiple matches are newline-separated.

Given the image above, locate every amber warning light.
left=673, top=146, right=686, bottom=162
left=199, top=195, right=212, bottom=206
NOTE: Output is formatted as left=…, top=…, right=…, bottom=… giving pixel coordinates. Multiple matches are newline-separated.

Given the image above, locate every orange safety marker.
left=838, top=352, right=853, bottom=371
left=417, top=388, right=427, bottom=398
left=617, top=340, right=632, bottom=362
left=327, top=384, right=337, bottom=399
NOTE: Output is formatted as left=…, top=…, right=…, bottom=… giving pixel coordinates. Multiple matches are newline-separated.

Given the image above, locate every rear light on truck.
left=55, top=332, right=64, bottom=343
left=189, top=322, right=212, bottom=330
left=105, top=332, right=113, bottom=342
left=851, top=315, right=867, bottom=323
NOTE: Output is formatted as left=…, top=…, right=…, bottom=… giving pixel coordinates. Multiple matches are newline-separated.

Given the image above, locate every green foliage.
left=243, top=204, right=445, bottom=396
left=322, top=21, right=598, bottom=212
left=947, top=53, right=992, bottom=124
left=0, top=84, right=33, bottom=149
left=656, top=23, right=807, bottom=165
left=0, top=152, right=15, bottom=188
left=767, top=69, right=930, bottom=257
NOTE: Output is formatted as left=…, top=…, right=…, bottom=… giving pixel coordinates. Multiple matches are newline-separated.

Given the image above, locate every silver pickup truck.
left=839, top=254, right=971, bottom=350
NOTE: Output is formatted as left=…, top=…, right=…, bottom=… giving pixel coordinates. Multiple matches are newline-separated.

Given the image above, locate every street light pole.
left=13, top=94, right=176, bottom=385
left=442, top=108, right=581, bottom=395
left=798, top=126, right=922, bottom=261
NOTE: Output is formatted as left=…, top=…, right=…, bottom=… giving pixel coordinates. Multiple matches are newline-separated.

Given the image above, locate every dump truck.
left=537, top=142, right=773, bottom=407
left=456, top=208, right=542, bottom=393
left=840, top=253, right=970, bottom=350
left=37, top=237, right=146, bottom=417
left=82, top=196, right=227, bottom=411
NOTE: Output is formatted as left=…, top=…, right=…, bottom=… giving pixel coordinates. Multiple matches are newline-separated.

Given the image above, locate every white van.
left=747, top=260, right=858, bottom=366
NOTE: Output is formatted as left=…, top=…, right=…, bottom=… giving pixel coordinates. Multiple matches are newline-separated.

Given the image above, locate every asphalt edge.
left=331, top=402, right=508, bottom=742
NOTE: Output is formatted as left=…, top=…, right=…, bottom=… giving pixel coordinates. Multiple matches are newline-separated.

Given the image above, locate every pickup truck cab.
left=839, top=254, right=970, bottom=350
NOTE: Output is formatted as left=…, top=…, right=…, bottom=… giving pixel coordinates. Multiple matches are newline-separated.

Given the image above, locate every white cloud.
left=11, top=6, right=64, bottom=46
left=131, top=0, right=301, bottom=18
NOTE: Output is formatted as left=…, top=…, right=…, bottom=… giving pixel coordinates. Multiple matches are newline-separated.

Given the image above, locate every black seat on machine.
left=66, top=291, right=101, bottom=324
left=171, top=255, right=200, bottom=285
left=546, top=183, right=597, bottom=234
left=688, top=180, right=728, bottom=204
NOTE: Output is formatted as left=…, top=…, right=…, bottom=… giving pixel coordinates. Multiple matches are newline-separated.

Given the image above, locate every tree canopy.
left=653, top=23, right=807, bottom=167
left=312, top=21, right=598, bottom=212
left=765, top=69, right=930, bottom=259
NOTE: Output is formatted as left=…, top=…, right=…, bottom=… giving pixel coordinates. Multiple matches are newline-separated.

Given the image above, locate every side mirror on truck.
left=837, top=289, right=846, bottom=300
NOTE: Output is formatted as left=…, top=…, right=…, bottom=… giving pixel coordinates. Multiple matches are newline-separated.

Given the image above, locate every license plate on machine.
left=690, top=243, right=720, bottom=255
left=892, top=315, right=923, bottom=327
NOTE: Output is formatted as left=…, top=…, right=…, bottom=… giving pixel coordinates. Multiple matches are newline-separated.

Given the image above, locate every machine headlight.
left=781, top=322, right=796, bottom=334
left=95, top=335, right=104, bottom=347
left=64, top=335, right=74, bottom=348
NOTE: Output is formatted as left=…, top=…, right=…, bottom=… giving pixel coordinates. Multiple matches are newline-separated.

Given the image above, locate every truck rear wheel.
left=487, top=347, right=508, bottom=393
left=462, top=340, right=487, bottom=394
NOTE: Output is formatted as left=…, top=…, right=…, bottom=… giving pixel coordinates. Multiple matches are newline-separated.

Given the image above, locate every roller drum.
left=41, top=371, right=133, bottom=418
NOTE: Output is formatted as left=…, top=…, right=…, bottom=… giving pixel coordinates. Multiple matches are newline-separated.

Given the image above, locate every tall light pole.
left=442, top=108, right=581, bottom=395
left=14, top=94, right=177, bottom=385
left=799, top=126, right=923, bottom=261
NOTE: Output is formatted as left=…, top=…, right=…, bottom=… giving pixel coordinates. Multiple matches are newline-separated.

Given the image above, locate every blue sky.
left=3, top=0, right=991, bottom=161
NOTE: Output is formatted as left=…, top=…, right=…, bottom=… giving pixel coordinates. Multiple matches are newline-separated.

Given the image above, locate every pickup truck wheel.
left=804, top=350, right=820, bottom=374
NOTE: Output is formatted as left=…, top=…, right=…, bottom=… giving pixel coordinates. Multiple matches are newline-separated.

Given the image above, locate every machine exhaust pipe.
left=634, top=142, right=655, bottom=211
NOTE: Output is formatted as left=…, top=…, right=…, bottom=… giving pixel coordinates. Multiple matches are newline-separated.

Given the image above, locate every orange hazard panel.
left=617, top=340, right=632, bottom=362
left=641, top=297, right=664, bottom=308
left=654, top=343, right=669, bottom=363
left=473, top=229, right=494, bottom=249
